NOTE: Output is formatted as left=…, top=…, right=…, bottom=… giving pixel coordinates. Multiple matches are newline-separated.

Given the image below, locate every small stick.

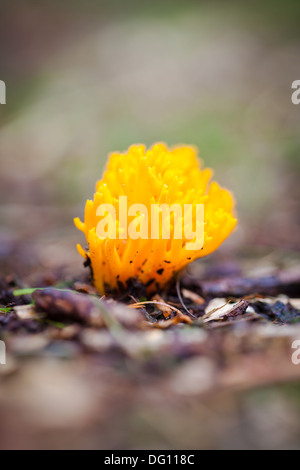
left=176, top=275, right=197, bottom=319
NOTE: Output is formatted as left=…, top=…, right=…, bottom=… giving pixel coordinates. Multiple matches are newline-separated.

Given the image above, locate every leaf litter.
left=0, top=257, right=300, bottom=449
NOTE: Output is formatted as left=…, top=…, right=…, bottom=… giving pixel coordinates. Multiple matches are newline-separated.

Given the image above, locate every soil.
left=0, top=248, right=300, bottom=450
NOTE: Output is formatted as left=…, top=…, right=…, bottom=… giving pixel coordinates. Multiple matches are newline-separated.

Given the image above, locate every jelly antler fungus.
left=74, top=143, right=237, bottom=294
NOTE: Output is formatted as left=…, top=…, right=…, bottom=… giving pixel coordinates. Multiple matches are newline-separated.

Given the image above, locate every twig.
left=176, top=275, right=197, bottom=319
left=128, top=300, right=184, bottom=316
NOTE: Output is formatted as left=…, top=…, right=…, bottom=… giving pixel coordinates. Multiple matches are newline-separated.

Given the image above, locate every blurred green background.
left=0, top=0, right=299, bottom=275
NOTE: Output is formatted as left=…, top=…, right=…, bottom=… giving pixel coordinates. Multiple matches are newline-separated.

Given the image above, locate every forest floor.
left=1, top=246, right=300, bottom=450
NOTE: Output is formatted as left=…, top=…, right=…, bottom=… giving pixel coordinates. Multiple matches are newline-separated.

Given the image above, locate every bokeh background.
left=0, top=0, right=300, bottom=450
left=0, top=0, right=299, bottom=280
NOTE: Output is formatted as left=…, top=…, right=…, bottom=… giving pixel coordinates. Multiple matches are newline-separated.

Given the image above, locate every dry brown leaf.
left=181, top=288, right=205, bottom=305
left=152, top=294, right=172, bottom=318
left=203, top=298, right=249, bottom=323
left=14, top=304, right=37, bottom=320
left=150, top=311, right=193, bottom=329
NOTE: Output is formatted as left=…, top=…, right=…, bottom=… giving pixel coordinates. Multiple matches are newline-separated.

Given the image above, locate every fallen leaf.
left=203, top=299, right=249, bottom=323
left=14, top=304, right=36, bottom=320
left=32, top=288, right=99, bottom=324
left=181, top=289, right=205, bottom=305
left=152, top=294, right=172, bottom=318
